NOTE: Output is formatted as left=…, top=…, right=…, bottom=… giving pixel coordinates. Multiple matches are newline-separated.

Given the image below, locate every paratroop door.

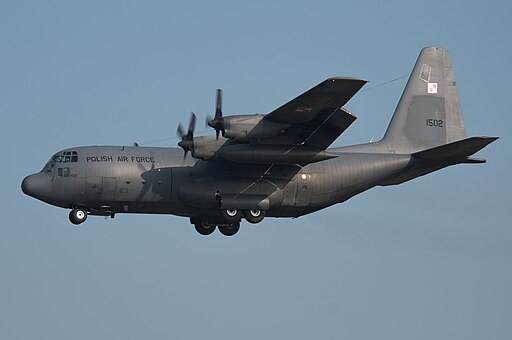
left=295, top=173, right=311, bottom=206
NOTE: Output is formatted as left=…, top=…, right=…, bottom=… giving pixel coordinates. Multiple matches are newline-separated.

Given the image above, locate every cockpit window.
left=44, top=151, right=78, bottom=172
left=50, top=151, right=78, bottom=166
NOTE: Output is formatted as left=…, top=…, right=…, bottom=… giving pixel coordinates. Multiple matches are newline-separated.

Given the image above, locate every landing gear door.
left=282, top=178, right=297, bottom=207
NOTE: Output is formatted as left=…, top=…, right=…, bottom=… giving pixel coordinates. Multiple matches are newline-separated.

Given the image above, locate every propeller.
left=177, top=112, right=197, bottom=159
left=206, top=89, right=224, bottom=139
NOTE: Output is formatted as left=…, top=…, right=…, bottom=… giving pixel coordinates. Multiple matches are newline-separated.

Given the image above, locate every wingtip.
left=464, top=157, right=487, bottom=164
left=478, top=136, right=500, bottom=143
left=327, top=76, right=368, bottom=83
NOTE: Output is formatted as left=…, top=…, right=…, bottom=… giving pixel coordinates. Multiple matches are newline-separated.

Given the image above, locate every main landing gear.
left=193, top=219, right=241, bottom=237
left=192, top=208, right=265, bottom=236
left=218, top=222, right=240, bottom=236
left=242, top=209, right=265, bottom=224
left=220, top=209, right=241, bottom=223
left=194, top=219, right=216, bottom=235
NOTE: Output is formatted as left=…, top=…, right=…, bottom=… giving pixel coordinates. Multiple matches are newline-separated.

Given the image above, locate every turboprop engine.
left=219, top=114, right=289, bottom=141
left=206, top=89, right=289, bottom=142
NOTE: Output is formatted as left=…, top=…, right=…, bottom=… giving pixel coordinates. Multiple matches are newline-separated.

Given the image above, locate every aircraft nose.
left=21, top=173, right=52, bottom=200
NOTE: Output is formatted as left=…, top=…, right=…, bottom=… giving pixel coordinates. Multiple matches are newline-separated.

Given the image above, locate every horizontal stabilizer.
left=379, top=136, right=498, bottom=186
left=413, top=136, right=499, bottom=163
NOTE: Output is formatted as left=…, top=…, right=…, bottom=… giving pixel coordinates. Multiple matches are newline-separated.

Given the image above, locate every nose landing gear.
left=69, top=208, right=88, bottom=225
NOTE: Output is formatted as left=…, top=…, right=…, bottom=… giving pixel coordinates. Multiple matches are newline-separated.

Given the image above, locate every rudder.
left=381, top=47, right=467, bottom=153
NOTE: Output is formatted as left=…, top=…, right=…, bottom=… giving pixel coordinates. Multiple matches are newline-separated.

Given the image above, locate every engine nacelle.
left=191, top=136, right=229, bottom=160
left=222, top=114, right=289, bottom=141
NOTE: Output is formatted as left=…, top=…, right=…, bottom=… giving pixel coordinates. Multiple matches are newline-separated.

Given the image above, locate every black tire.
left=69, top=208, right=87, bottom=225
left=218, top=222, right=240, bottom=236
left=243, top=209, right=265, bottom=224
left=220, top=209, right=241, bottom=223
left=194, top=219, right=216, bottom=236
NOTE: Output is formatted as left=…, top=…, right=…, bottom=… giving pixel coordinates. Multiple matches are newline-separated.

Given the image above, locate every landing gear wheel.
left=220, top=209, right=241, bottom=223
left=243, top=209, right=265, bottom=224
left=218, top=222, right=240, bottom=236
left=69, top=208, right=87, bottom=225
left=194, top=219, right=216, bottom=236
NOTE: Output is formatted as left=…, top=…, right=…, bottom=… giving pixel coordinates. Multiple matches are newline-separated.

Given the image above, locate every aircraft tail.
left=381, top=47, right=467, bottom=153
left=339, top=47, right=498, bottom=186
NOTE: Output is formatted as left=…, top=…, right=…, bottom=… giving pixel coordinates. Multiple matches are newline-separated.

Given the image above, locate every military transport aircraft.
left=22, top=47, right=497, bottom=236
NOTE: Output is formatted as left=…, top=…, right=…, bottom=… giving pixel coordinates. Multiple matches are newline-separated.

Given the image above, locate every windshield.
left=43, top=151, right=78, bottom=172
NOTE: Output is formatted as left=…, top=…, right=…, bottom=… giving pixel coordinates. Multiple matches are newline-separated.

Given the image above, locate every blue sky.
left=1, top=1, right=511, bottom=339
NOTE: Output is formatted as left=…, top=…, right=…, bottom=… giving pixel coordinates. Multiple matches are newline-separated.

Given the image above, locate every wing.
left=263, top=77, right=367, bottom=149
left=265, top=77, right=366, bottom=124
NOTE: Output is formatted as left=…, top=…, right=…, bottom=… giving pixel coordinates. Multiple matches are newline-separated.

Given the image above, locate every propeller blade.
left=205, top=89, right=224, bottom=139
left=215, top=89, right=222, bottom=119
left=205, top=114, right=213, bottom=128
left=177, top=123, right=185, bottom=139
left=177, top=112, right=197, bottom=160
left=188, top=112, right=196, bottom=137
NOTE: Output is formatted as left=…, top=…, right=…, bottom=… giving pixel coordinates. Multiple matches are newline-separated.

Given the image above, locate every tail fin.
left=382, top=47, right=467, bottom=153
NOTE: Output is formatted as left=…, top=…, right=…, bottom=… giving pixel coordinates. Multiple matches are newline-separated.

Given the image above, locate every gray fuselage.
left=23, top=145, right=411, bottom=220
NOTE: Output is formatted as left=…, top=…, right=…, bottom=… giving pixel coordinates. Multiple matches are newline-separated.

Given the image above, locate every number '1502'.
left=426, top=118, right=444, bottom=127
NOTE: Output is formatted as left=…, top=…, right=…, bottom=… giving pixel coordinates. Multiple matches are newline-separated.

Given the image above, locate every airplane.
left=21, top=47, right=498, bottom=236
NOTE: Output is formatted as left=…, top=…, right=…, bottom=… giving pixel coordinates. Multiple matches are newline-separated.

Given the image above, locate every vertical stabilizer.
left=381, top=47, right=467, bottom=153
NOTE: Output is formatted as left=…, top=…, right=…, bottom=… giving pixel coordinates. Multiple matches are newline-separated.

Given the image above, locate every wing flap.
left=303, top=107, right=357, bottom=149
left=257, top=107, right=357, bottom=149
